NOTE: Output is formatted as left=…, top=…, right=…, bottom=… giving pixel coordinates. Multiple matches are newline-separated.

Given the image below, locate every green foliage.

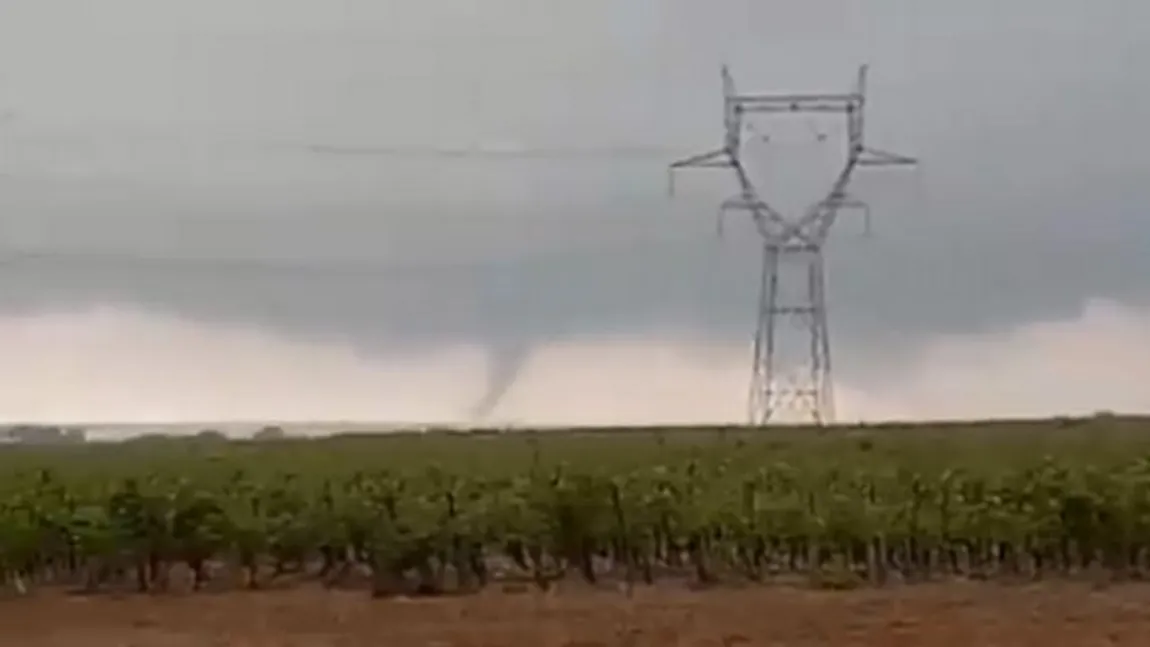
left=2, top=416, right=1150, bottom=597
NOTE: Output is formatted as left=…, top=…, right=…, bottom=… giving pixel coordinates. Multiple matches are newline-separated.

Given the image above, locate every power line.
left=0, top=237, right=692, bottom=278
left=1, top=131, right=688, bottom=162
left=0, top=248, right=504, bottom=277
left=290, top=142, right=687, bottom=161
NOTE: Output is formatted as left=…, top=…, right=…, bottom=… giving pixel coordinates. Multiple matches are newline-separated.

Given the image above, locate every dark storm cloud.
left=1, top=0, right=1149, bottom=403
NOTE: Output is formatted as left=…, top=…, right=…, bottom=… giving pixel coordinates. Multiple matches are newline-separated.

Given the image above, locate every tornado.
left=469, top=340, right=528, bottom=422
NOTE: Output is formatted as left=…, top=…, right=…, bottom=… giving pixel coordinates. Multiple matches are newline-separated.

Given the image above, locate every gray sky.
left=1, top=0, right=1148, bottom=424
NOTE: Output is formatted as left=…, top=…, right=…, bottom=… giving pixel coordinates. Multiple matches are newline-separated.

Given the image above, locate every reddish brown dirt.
left=2, top=582, right=1149, bottom=646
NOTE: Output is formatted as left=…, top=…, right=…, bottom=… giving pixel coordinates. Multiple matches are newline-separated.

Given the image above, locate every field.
left=5, top=415, right=1150, bottom=645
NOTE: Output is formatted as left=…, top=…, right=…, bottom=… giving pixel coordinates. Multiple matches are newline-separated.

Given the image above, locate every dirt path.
left=1, top=582, right=1148, bottom=646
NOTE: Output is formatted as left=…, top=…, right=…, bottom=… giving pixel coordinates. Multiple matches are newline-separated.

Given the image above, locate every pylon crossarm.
left=790, top=157, right=860, bottom=236
left=669, top=148, right=732, bottom=169
left=821, top=195, right=872, bottom=239
left=736, top=98, right=859, bottom=114
left=721, top=198, right=818, bottom=247
left=858, top=146, right=917, bottom=167
left=667, top=148, right=735, bottom=196
left=728, top=161, right=821, bottom=247
left=800, top=193, right=872, bottom=243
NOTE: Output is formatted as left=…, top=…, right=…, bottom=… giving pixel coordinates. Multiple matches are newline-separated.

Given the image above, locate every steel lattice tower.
left=670, top=65, right=915, bottom=426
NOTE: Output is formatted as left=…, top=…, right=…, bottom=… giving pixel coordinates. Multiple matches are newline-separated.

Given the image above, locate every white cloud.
left=1, top=298, right=1146, bottom=431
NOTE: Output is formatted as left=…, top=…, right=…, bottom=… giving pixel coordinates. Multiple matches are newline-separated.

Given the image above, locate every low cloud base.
left=1, top=298, right=1147, bottom=433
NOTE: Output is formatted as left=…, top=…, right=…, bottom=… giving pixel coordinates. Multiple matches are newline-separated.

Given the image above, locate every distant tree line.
left=0, top=425, right=87, bottom=445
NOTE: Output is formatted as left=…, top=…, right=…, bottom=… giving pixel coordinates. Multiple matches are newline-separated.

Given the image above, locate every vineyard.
left=3, top=415, right=1150, bottom=599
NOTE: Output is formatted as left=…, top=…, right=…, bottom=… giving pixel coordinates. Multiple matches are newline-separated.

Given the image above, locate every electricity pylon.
left=670, top=65, right=916, bottom=425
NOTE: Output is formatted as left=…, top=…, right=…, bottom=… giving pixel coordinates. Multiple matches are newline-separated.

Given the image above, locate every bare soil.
left=2, top=582, right=1149, bottom=646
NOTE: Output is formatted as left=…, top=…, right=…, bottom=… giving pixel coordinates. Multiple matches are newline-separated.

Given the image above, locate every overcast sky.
left=0, top=0, right=1148, bottom=425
